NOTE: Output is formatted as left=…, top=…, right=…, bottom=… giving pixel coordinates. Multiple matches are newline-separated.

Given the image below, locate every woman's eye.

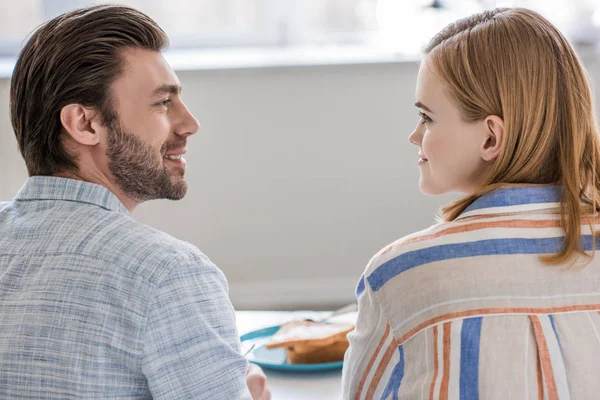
left=418, top=111, right=432, bottom=124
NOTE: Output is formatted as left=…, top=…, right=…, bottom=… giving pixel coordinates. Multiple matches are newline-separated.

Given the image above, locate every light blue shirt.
left=0, top=176, right=251, bottom=399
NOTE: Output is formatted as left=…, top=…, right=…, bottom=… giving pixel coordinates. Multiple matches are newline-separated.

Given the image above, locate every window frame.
left=0, top=0, right=380, bottom=56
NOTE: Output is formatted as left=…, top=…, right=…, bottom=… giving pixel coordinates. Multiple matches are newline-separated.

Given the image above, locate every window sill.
left=0, top=45, right=419, bottom=79
left=1, top=43, right=597, bottom=79
left=163, top=45, right=419, bottom=72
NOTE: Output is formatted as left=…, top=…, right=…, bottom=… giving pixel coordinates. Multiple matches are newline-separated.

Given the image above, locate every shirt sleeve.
left=141, top=252, right=251, bottom=400
left=342, top=274, right=401, bottom=400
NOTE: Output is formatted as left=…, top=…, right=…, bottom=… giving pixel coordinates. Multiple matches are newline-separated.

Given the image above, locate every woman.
left=343, top=7, right=600, bottom=400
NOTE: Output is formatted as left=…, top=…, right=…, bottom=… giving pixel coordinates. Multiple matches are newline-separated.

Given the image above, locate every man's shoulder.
left=43, top=203, right=207, bottom=285
left=0, top=202, right=9, bottom=211
left=2, top=197, right=213, bottom=285
left=94, top=214, right=209, bottom=283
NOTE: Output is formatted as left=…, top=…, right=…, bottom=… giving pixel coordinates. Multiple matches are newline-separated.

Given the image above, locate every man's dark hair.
left=10, top=5, right=168, bottom=176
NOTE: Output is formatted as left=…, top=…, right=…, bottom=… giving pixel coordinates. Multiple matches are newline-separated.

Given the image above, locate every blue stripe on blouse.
left=549, top=314, right=563, bottom=353
left=367, top=235, right=600, bottom=292
left=460, top=317, right=482, bottom=400
left=356, top=275, right=366, bottom=298
left=464, top=186, right=561, bottom=213
left=380, top=345, right=404, bottom=400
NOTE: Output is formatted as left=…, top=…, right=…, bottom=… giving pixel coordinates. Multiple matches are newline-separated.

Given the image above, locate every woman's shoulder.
left=359, top=213, right=524, bottom=297
left=364, top=210, right=553, bottom=276
left=365, top=219, right=462, bottom=275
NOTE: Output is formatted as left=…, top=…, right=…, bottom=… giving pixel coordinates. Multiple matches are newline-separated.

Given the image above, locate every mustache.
left=161, top=137, right=187, bottom=154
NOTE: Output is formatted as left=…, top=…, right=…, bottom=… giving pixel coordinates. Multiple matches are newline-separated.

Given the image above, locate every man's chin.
left=166, top=180, right=188, bottom=200
left=118, top=179, right=188, bottom=202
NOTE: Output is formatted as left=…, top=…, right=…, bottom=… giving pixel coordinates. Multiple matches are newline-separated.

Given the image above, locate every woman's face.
left=408, top=59, right=492, bottom=195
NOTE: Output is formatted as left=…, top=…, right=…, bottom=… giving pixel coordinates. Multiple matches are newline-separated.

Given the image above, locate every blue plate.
left=240, top=325, right=344, bottom=372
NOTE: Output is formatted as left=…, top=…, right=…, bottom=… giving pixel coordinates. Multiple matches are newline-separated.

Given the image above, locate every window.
left=0, top=0, right=45, bottom=56
left=0, top=0, right=598, bottom=58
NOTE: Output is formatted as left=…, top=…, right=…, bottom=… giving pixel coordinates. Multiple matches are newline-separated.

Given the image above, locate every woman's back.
left=342, top=7, right=600, bottom=399
left=344, top=185, right=600, bottom=399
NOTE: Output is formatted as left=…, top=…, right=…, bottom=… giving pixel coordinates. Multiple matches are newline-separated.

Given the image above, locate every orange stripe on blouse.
left=429, top=325, right=439, bottom=400
left=355, top=323, right=391, bottom=400
left=366, top=339, right=398, bottom=399
left=398, top=304, right=600, bottom=344
left=380, top=216, right=600, bottom=257
left=380, top=244, right=394, bottom=256
left=530, top=316, right=559, bottom=400
left=536, top=347, right=544, bottom=400
left=439, top=322, right=451, bottom=400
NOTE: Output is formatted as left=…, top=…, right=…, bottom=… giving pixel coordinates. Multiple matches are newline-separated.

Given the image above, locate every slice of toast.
left=265, top=320, right=354, bottom=364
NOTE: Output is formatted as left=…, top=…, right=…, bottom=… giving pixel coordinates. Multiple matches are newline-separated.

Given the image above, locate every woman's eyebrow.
left=415, top=101, right=434, bottom=113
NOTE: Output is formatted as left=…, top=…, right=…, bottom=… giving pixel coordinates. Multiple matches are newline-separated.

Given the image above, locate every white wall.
left=1, top=55, right=599, bottom=310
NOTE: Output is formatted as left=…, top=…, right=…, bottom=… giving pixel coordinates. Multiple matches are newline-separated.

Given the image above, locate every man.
left=0, top=5, right=270, bottom=399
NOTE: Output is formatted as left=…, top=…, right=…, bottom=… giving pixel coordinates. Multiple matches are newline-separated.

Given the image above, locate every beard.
left=105, top=118, right=188, bottom=202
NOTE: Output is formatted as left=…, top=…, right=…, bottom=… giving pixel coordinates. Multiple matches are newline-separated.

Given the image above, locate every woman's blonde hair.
left=425, top=8, right=600, bottom=264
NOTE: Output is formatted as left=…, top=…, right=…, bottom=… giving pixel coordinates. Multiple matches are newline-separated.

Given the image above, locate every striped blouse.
left=342, top=185, right=600, bottom=399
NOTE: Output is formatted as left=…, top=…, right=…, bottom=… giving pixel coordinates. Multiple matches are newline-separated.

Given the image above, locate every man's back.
left=0, top=176, right=250, bottom=399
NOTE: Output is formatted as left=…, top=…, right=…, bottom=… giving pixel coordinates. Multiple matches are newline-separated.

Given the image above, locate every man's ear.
left=59, top=104, right=102, bottom=146
left=481, top=115, right=504, bottom=162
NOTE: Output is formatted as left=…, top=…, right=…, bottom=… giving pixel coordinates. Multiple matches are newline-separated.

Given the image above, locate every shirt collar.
left=14, top=176, right=130, bottom=215
left=456, top=185, right=562, bottom=220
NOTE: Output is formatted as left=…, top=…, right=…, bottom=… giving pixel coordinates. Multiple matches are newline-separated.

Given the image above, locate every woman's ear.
left=60, top=104, right=101, bottom=146
left=481, top=115, right=504, bottom=162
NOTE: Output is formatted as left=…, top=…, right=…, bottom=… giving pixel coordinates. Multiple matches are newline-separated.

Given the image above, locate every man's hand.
left=246, top=363, right=271, bottom=400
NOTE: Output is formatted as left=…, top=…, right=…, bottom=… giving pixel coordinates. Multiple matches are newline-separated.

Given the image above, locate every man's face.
left=101, top=48, right=199, bottom=202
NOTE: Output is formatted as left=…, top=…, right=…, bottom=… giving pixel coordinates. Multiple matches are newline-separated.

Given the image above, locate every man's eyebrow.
left=415, top=101, right=433, bottom=113
left=152, top=84, right=182, bottom=97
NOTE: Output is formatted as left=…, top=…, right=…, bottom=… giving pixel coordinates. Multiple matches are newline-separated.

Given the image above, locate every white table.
left=236, top=310, right=354, bottom=400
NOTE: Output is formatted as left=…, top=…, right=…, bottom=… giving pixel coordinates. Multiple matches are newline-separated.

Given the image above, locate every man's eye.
left=157, top=98, right=172, bottom=107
